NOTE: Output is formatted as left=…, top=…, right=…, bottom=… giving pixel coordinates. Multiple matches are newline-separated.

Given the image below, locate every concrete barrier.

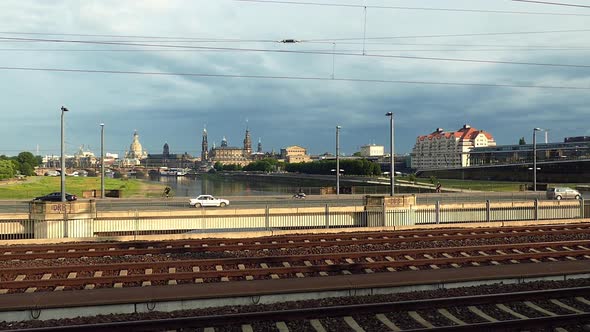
left=0, top=199, right=584, bottom=240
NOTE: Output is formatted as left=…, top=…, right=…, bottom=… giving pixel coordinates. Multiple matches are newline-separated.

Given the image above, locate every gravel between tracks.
left=1, top=233, right=589, bottom=270
left=2, top=279, right=590, bottom=330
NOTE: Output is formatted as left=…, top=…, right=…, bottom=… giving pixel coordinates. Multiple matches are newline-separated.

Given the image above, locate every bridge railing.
left=0, top=199, right=585, bottom=240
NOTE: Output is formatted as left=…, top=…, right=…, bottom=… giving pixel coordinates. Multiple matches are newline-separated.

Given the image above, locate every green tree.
left=15, top=152, right=38, bottom=176
left=243, top=159, right=277, bottom=172
left=285, top=159, right=382, bottom=176
left=221, top=164, right=243, bottom=171
left=214, top=162, right=223, bottom=171
left=17, top=152, right=38, bottom=167
left=19, top=163, right=34, bottom=177
left=0, top=160, right=16, bottom=180
left=519, top=137, right=526, bottom=145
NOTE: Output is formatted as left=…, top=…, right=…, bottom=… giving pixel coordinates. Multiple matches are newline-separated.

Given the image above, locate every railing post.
left=534, top=199, right=539, bottom=221
left=382, top=199, right=387, bottom=227
left=63, top=204, right=68, bottom=238
left=134, top=210, right=139, bottom=241
left=580, top=199, right=585, bottom=219
left=325, top=204, right=329, bottom=229
left=435, top=201, right=440, bottom=224
left=265, top=205, right=270, bottom=230
left=486, top=199, right=491, bottom=222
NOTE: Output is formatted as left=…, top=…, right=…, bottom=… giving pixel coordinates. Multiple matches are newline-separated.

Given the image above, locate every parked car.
left=546, top=187, right=582, bottom=200
left=189, top=195, right=229, bottom=207
left=33, top=192, right=78, bottom=202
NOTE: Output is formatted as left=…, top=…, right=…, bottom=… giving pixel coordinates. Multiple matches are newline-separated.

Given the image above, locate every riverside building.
left=411, top=124, right=496, bottom=170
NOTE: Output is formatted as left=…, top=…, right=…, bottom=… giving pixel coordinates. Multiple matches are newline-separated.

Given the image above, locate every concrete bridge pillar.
left=29, top=201, right=96, bottom=239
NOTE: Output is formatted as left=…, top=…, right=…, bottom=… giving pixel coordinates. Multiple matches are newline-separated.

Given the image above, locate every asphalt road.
left=3, top=191, right=587, bottom=213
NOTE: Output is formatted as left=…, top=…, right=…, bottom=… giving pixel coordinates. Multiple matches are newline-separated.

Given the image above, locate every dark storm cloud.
left=1, top=0, right=590, bottom=156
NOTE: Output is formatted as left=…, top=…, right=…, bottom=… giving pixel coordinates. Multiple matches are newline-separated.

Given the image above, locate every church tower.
left=201, top=128, right=208, bottom=162
left=243, top=128, right=252, bottom=156
left=257, top=138, right=262, bottom=153
left=163, top=142, right=170, bottom=157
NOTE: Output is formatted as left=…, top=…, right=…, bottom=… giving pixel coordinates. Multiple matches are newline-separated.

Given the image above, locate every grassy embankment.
left=0, top=176, right=165, bottom=199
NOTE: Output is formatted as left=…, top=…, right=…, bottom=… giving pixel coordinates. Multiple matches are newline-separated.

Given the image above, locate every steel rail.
left=2, top=238, right=589, bottom=273
left=2, top=223, right=585, bottom=252
left=2, top=245, right=590, bottom=291
left=2, top=226, right=589, bottom=260
left=4, top=287, right=590, bottom=331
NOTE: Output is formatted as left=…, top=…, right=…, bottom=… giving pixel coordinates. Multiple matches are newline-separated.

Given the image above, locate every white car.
left=189, top=195, right=230, bottom=207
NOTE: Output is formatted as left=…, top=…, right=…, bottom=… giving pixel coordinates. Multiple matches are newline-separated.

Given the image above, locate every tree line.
left=0, top=152, right=42, bottom=180
left=212, top=158, right=285, bottom=172
left=285, top=159, right=382, bottom=176
left=212, top=158, right=382, bottom=176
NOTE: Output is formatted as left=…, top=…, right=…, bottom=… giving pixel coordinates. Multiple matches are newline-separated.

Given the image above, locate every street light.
left=336, top=125, right=341, bottom=196
left=60, top=106, right=69, bottom=202
left=100, top=123, right=105, bottom=199
left=385, top=112, right=394, bottom=196
left=533, top=127, right=543, bottom=192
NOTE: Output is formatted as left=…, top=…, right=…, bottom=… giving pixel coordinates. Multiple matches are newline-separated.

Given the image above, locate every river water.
left=149, top=174, right=323, bottom=197
left=148, top=174, right=401, bottom=197
left=148, top=174, right=590, bottom=199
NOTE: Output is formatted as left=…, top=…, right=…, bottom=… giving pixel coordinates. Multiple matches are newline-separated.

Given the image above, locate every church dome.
left=128, top=131, right=146, bottom=159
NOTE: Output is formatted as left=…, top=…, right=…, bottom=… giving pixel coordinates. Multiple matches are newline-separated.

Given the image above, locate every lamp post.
left=336, top=125, right=341, bottom=196
left=533, top=127, right=542, bottom=192
left=60, top=106, right=69, bottom=202
left=385, top=112, right=394, bottom=196
left=100, top=123, right=105, bottom=198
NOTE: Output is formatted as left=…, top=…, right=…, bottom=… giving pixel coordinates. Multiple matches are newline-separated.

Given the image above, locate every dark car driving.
left=34, top=192, right=77, bottom=202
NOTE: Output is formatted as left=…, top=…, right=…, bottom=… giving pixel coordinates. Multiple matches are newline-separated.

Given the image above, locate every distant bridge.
left=416, top=157, right=590, bottom=174
left=415, top=159, right=590, bottom=183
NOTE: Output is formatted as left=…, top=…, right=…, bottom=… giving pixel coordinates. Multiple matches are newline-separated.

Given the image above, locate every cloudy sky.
left=1, top=0, right=589, bottom=157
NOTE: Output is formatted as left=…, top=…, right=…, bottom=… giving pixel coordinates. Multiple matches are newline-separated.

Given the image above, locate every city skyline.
left=16, top=121, right=578, bottom=160
left=1, top=1, right=589, bottom=156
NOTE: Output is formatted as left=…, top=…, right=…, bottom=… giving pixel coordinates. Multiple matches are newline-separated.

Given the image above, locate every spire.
left=257, top=137, right=262, bottom=153
left=163, top=142, right=170, bottom=156
left=243, top=127, right=252, bottom=155
left=201, top=127, right=209, bottom=162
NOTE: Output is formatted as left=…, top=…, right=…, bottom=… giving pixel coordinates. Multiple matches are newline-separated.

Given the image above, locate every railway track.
left=3, top=284, right=590, bottom=331
left=2, top=238, right=590, bottom=294
left=2, top=223, right=590, bottom=330
left=0, top=225, right=590, bottom=294
left=2, top=224, right=590, bottom=261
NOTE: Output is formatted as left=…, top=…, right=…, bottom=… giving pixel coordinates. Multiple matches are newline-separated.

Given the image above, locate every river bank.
left=0, top=177, right=165, bottom=199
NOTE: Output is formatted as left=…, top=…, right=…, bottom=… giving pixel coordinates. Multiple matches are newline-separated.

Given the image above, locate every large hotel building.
left=411, top=124, right=496, bottom=170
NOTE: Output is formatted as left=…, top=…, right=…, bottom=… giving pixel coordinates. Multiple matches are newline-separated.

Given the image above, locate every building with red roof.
left=411, top=124, right=496, bottom=169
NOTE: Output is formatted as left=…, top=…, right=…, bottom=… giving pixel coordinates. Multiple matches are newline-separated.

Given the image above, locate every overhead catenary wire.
left=232, top=0, right=590, bottom=16
left=304, top=28, right=590, bottom=42
left=512, top=0, right=590, bottom=8
left=1, top=36, right=589, bottom=69
left=2, top=28, right=589, bottom=44
left=0, top=31, right=278, bottom=43
left=2, top=46, right=590, bottom=52
left=0, top=65, right=588, bottom=90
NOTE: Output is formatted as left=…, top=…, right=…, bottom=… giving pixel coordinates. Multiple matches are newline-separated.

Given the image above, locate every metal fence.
left=0, top=199, right=584, bottom=240
left=0, top=218, right=34, bottom=240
